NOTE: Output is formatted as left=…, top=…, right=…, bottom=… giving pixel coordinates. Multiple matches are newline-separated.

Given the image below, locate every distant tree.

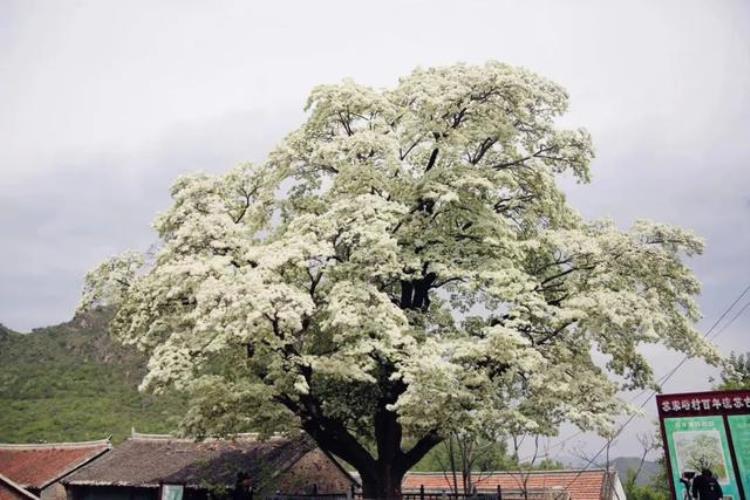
left=80, top=62, right=720, bottom=499
left=623, top=434, right=657, bottom=490
left=624, top=453, right=672, bottom=500
left=415, top=432, right=514, bottom=495
left=506, top=434, right=564, bottom=500
left=715, top=351, right=750, bottom=390
left=624, top=469, right=670, bottom=500
left=415, top=432, right=563, bottom=497
left=623, top=432, right=670, bottom=500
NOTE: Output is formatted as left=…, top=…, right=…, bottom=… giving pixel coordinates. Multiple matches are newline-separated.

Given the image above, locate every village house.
left=0, top=439, right=111, bottom=500
left=62, top=432, right=354, bottom=500
left=0, top=433, right=626, bottom=500
left=402, top=469, right=626, bottom=500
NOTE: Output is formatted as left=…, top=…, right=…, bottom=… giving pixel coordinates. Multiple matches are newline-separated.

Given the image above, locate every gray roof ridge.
left=129, top=428, right=286, bottom=442
left=406, top=468, right=609, bottom=475
left=0, top=438, right=111, bottom=450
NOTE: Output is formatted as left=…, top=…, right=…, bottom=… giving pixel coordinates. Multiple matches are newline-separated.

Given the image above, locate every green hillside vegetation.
left=0, top=308, right=186, bottom=443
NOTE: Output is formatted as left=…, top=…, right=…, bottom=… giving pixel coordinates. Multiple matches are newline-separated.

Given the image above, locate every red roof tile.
left=0, top=440, right=110, bottom=489
left=403, top=470, right=614, bottom=500
left=0, top=473, right=39, bottom=500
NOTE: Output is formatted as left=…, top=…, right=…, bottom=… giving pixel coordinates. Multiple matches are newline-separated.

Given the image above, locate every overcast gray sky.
left=1, top=0, right=749, bottom=460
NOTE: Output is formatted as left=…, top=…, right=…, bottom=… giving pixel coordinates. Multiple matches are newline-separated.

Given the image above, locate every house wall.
left=610, top=476, right=626, bottom=500
left=273, top=449, right=353, bottom=495
left=40, top=482, right=67, bottom=500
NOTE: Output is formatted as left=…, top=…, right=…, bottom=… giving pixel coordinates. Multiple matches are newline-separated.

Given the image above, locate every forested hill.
left=0, top=324, right=15, bottom=340
left=0, top=308, right=185, bottom=443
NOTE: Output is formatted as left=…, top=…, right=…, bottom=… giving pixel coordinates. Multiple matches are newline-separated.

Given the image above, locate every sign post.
left=657, top=390, right=750, bottom=500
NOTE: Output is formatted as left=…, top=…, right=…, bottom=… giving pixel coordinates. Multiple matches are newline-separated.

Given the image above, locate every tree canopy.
left=715, top=351, right=750, bottom=390
left=81, top=61, right=719, bottom=498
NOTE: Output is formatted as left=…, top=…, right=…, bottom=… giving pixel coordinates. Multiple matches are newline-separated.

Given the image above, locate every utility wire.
left=555, top=282, right=750, bottom=491
left=629, top=282, right=750, bottom=402
left=517, top=283, right=750, bottom=464
left=712, top=299, right=750, bottom=340
left=638, top=291, right=750, bottom=403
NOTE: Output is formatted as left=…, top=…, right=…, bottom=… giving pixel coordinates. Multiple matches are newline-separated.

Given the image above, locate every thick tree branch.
left=469, top=137, right=497, bottom=165
left=490, top=145, right=556, bottom=170
left=400, top=137, right=424, bottom=160
left=425, top=148, right=440, bottom=172
left=402, top=430, right=444, bottom=469
left=232, top=186, right=259, bottom=223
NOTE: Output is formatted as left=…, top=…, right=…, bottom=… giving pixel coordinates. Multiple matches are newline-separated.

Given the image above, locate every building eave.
left=0, top=472, right=40, bottom=500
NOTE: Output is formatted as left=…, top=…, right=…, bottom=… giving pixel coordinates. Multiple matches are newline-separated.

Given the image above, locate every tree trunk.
left=360, top=464, right=405, bottom=500
left=283, top=363, right=443, bottom=499
left=306, top=420, right=441, bottom=500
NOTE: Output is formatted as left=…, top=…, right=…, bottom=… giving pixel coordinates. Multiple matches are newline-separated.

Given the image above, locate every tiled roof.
left=0, top=440, right=111, bottom=490
left=64, top=434, right=315, bottom=489
left=0, top=472, right=39, bottom=500
left=403, top=470, right=615, bottom=500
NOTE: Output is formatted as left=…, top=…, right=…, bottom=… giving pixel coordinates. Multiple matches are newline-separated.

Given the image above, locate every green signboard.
left=658, top=390, right=750, bottom=499
left=728, top=415, right=750, bottom=496
left=663, top=416, right=741, bottom=499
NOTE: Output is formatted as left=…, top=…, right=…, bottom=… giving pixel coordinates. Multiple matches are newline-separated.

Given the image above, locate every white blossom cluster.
left=81, top=62, right=719, bottom=449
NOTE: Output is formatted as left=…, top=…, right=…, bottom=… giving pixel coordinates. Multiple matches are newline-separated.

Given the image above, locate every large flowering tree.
left=81, top=62, right=718, bottom=499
